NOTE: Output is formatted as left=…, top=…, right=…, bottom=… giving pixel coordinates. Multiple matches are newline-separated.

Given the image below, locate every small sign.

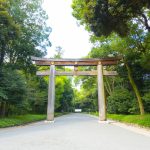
left=75, top=109, right=82, bottom=113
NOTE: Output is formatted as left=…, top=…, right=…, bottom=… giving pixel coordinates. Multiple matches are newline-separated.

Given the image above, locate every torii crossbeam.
left=32, top=57, right=120, bottom=122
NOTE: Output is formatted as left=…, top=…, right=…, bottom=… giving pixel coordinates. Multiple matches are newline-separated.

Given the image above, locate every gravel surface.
left=0, top=113, right=150, bottom=150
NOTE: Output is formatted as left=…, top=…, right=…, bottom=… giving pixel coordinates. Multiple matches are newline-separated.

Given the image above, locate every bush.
left=107, top=88, right=138, bottom=114
left=0, top=68, right=27, bottom=116
left=143, top=92, right=150, bottom=113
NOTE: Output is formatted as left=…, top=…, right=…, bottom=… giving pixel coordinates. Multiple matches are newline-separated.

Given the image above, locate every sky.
left=42, top=0, right=92, bottom=58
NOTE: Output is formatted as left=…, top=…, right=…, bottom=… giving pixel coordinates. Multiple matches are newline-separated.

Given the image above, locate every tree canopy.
left=72, top=0, right=150, bottom=36
left=0, top=0, right=51, bottom=71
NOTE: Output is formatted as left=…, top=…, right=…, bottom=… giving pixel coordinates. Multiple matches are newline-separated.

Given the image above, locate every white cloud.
left=43, top=0, right=92, bottom=58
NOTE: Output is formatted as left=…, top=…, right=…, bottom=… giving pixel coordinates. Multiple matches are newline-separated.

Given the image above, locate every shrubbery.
left=0, top=68, right=27, bottom=116
left=107, top=88, right=138, bottom=114
left=143, top=92, right=150, bottom=113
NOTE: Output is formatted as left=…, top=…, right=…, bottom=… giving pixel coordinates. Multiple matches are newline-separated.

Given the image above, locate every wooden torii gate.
left=32, top=57, right=120, bottom=121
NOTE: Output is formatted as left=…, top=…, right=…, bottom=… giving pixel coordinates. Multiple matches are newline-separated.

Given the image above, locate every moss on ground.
left=90, top=112, right=150, bottom=128
left=0, top=113, right=68, bottom=128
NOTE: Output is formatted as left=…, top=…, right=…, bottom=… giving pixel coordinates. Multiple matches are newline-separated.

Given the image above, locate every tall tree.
left=0, top=0, right=19, bottom=67
left=1, top=0, right=51, bottom=71
left=0, top=0, right=52, bottom=117
left=72, top=0, right=150, bottom=36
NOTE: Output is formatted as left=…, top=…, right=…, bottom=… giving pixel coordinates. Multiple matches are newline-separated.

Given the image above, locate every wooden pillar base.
left=47, top=113, right=54, bottom=121
left=99, top=114, right=107, bottom=121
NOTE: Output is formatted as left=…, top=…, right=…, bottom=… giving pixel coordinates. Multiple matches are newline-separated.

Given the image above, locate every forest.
left=0, top=0, right=150, bottom=122
left=72, top=0, right=150, bottom=115
left=0, top=0, right=74, bottom=118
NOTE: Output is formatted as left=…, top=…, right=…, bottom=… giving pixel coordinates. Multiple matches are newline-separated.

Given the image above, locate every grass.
left=0, top=113, right=68, bottom=128
left=89, top=112, right=150, bottom=128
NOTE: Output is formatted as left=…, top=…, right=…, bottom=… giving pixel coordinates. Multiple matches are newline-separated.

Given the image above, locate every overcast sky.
left=43, top=0, right=92, bottom=58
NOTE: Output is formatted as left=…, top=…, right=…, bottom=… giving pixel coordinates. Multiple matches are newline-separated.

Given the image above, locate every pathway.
left=0, top=113, right=150, bottom=150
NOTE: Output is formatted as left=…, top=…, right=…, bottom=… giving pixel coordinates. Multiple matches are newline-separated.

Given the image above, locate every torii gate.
left=32, top=57, right=120, bottom=121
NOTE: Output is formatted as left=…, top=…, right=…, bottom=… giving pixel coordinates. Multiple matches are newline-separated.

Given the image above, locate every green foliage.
left=0, top=67, right=49, bottom=116
left=143, top=92, right=150, bottom=113
left=0, top=113, right=69, bottom=128
left=0, top=114, right=46, bottom=128
left=0, top=88, right=7, bottom=100
left=0, top=0, right=52, bottom=118
left=72, top=0, right=150, bottom=37
left=0, top=0, right=19, bottom=66
left=107, top=114, right=150, bottom=128
left=107, top=88, right=138, bottom=114
left=91, top=112, right=150, bottom=128
left=89, top=24, right=150, bottom=114
left=61, top=78, right=74, bottom=112
left=0, top=0, right=51, bottom=71
left=55, top=76, right=74, bottom=112
left=0, top=67, right=27, bottom=116
left=72, top=0, right=150, bottom=115
left=73, top=75, right=98, bottom=112
left=25, top=75, right=48, bottom=114
left=74, top=26, right=150, bottom=114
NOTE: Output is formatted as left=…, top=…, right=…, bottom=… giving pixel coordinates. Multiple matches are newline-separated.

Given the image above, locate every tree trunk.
left=125, top=63, right=144, bottom=115
left=0, top=102, right=6, bottom=117
left=104, top=77, right=112, bottom=95
left=0, top=44, right=5, bottom=67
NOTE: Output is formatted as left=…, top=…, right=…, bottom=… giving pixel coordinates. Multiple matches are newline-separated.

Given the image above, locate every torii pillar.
left=47, top=64, right=55, bottom=121
left=97, top=62, right=106, bottom=121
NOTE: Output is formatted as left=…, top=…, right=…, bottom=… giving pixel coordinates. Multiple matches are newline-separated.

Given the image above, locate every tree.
left=54, top=76, right=74, bottom=112
left=72, top=0, right=150, bottom=36
left=88, top=25, right=150, bottom=114
left=1, top=0, right=51, bottom=72
left=0, top=0, right=52, bottom=117
left=0, top=0, right=19, bottom=67
left=25, top=74, right=48, bottom=114
left=54, top=46, right=64, bottom=58
left=60, top=77, right=74, bottom=112
left=73, top=87, right=98, bottom=112
left=107, top=88, right=138, bottom=114
left=73, top=72, right=98, bottom=112
left=72, top=0, right=150, bottom=114
left=0, top=68, right=27, bottom=116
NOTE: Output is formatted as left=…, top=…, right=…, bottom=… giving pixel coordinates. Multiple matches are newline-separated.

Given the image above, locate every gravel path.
left=0, top=113, right=150, bottom=150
